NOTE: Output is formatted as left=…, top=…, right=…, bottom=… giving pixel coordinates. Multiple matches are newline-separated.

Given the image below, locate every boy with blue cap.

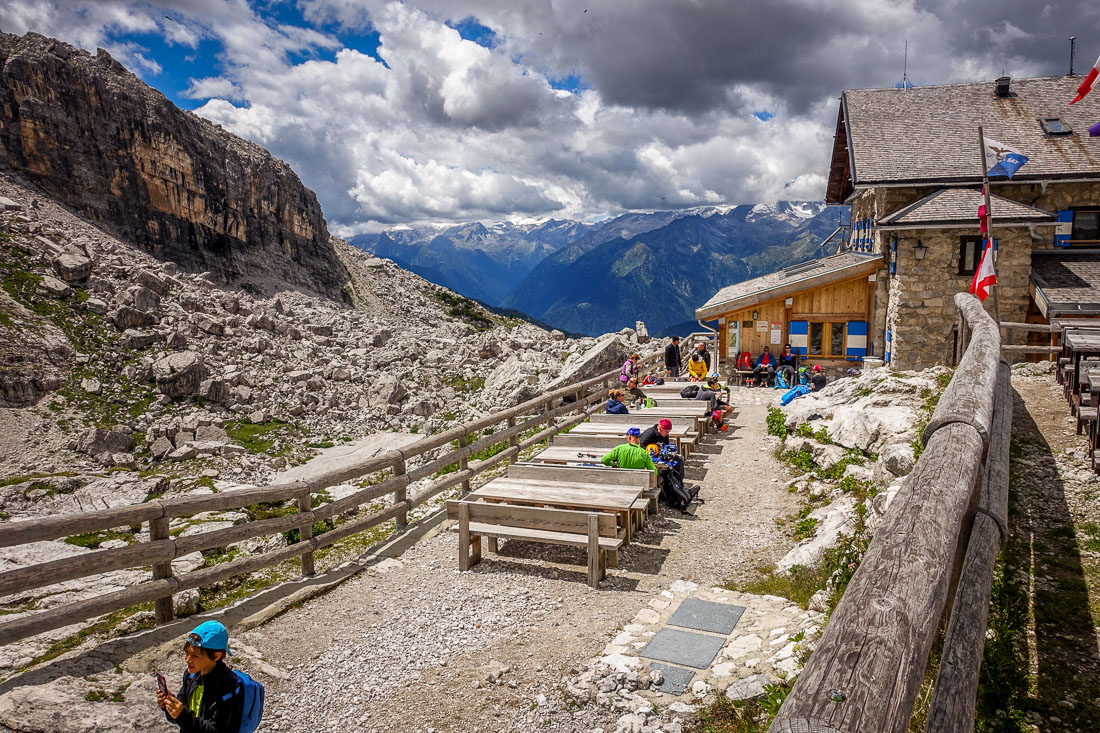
left=158, top=620, right=243, bottom=732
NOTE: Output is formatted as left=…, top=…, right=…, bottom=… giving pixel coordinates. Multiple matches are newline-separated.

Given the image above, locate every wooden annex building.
left=695, top=252, right=882, bottom=368
left=698, top=74, right=1100, bottom=371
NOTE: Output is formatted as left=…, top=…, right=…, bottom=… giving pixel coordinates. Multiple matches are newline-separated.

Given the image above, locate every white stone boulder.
left=777, top=496, right=858, bottom=572
left=153, top=351, right=205, bottom=397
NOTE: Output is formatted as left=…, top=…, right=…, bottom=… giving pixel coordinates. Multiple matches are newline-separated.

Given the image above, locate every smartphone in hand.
left=155, top=672, right=169, bottom=696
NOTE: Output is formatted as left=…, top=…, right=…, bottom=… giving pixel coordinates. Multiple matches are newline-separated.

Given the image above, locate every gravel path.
left=244, top=398, right=800, bottom=732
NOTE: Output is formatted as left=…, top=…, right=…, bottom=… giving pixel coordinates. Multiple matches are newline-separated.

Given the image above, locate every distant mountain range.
left=350, top=202, right=846, bottom=336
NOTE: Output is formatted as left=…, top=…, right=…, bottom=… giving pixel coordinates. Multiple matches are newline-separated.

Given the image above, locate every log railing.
left=771, top=293, right=1012, bottom=733
left=0, top=351, right=662, bottom=646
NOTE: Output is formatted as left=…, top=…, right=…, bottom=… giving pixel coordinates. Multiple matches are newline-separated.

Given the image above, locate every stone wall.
left=885, top=227, right=1032, bottom=368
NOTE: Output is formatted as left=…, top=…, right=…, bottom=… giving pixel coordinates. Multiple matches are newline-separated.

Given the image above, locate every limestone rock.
left=725, top=674, right=768, bottom=701
left=149, top=436, right=173, bottom=459
left=120, top=329, right=157, bottom=350
left=51, top=250, right=92, bottom=282
left=153, top=351, right=205, bottom=397
left=0, top=32, right=349, bottom=298
left=80, top=377, right=102, bottom=394
left=0, top=674, right=163, bottom=732
left=370, top=373, right=407, bottom=405
left=198, top=378, right=229, bottom=403
left=76, top=427, right=135, bottom=456
left=109, top=305, right=155, bottom=330
left=777, top=496, right=858, bottom=572
left=634, top=320, right=650, bottom=344
left=40, top=275, right=71, bottom=298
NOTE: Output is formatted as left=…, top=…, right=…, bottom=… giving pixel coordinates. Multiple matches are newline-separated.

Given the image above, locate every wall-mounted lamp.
left=752, top=310, right=759, bottom=320
left=914, top=240, right=928, bottom=261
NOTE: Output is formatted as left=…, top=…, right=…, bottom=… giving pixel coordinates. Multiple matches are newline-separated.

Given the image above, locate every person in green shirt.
left=601, top=427, right=658, bottom=478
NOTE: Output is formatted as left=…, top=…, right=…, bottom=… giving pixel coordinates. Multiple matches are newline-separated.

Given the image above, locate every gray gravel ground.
left=246, top=399, right=801, bottom=732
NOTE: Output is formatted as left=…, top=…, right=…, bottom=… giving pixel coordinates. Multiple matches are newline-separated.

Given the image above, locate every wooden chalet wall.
left=717, top=273, right=875, bottom=367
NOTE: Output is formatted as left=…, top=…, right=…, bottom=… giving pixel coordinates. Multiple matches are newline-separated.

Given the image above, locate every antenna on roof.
left=1069, top=36, right=1077, bottom=75
left=898, top=40, right=912, bottom=90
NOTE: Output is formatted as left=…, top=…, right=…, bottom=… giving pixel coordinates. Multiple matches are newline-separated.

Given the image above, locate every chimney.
left=995, top=76, right=1012, bottom=98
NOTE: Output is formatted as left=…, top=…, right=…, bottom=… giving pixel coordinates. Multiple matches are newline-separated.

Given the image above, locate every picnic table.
left=564, top=421, right=696, bottom=453
left=469, top=476, right=646, bottom=542
left=1086, top=367, right=1100, bottom=471
left=1061, top=331, right=1100, bottom=405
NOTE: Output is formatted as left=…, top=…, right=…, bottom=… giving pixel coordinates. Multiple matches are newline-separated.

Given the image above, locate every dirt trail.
left=245, top=399, right=799, bottom=732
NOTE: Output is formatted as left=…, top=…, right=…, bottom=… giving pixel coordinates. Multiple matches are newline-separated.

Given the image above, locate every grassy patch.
left=20, top=603, right=154, bottom=672
left=63, top=529, right=136, bottom=549
left=443, top=373, right=486, bottom=393
left=428, top=290, right=496, bottom=331
left=224, top=419, right=294, bottom=455
left=731, top=562, right=833, bottom=609
left=0, top=472, right=76, bottom=488
left=689, top=681, right=791, bottom=733
left=85, top=683, right=130, bottom=703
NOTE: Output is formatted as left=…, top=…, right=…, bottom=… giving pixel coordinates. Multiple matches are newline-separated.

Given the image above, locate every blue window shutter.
left=789, top=321, right=808, bottom=355
left=885, top=329, right=892, bottom=364
left=846, top=321, right=868, bottom=360
left=1054, top=210, right=1073, bottom=247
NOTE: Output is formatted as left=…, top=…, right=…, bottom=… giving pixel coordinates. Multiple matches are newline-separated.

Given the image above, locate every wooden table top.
left=533, top=446, right=613, bottom=464
left=1088, top=367, right=1100, bottom=391
left=1064, top=332, right=1100, bottom=350
left=567, top=422, right=693, bottom=438
left=470, top=477, right=642, bottom=513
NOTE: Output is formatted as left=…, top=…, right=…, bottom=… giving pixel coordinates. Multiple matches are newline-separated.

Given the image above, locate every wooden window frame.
left=1071, top=208, right=1100, bottom=245
left=958, top=235, right=981, bottom=276
left=808, top=321, right=848, bottom=358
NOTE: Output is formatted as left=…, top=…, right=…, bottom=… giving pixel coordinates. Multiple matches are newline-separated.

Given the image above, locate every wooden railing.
left=0, top=351, right=662, bottom=646
left=771, top=293, right=1012, bottom=733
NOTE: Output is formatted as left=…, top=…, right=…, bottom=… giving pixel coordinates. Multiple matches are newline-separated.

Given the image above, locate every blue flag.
left=983, top=137, right=1029, bottom=179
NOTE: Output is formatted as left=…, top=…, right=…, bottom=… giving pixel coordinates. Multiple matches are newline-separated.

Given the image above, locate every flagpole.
left=977, top=125, right=1001, bottom=323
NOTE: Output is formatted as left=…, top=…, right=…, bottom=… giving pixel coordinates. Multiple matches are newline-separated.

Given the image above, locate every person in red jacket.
left=751, top=346, right=774, bottom=387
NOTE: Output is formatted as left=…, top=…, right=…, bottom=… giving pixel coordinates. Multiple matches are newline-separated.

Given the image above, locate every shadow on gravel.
left=0, top=509, right=448, bottom=697
left=977, top=388, right=1100, bottom=731
left=472, top=558, right=641, bottom=592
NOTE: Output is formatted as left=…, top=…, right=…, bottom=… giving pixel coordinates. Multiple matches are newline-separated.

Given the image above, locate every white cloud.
left=2, top=0, right=1093, bottom=230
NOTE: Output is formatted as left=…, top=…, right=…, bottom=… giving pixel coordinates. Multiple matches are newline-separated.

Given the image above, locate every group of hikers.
left=602, top=336, right=834, bottom=513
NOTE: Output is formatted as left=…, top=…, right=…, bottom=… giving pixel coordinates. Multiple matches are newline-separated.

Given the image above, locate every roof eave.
left=877, top=219, right=1056, bottom=230
left=695, top=256, right=883, bottom=320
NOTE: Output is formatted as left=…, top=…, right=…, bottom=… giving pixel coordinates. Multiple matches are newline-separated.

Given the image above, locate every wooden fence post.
left=457, top=433, right=471, bottom=495
left=149, top=516, right=174, bottom=625
left=393, top=457, right=408, bottom=529
left=297, top=491, right=315, bottom=576
left=507, top=416, right=518, bottom=464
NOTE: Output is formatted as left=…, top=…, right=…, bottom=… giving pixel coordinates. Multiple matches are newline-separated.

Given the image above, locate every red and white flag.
left=1071, top=52, right=1100, bottom=104
left=977, top=186, right=988, bottom=234
left=969, top=239, right=997, bottom=302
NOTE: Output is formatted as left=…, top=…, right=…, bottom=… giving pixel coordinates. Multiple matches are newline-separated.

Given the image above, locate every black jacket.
left=778, top=352, right=798, bottom=369
left=697, top=347, right=711, bottom=371
left=639, top=424, right=671, bottom=451
left=664, top=343, right=682, bottom=370
left=167, top=662, right=243, bottom=733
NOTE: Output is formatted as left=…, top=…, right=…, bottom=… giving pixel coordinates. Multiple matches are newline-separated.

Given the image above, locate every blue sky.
left=0, top=1, right=1088, bottom=231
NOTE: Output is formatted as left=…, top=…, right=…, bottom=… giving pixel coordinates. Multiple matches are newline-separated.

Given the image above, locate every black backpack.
left=679, top=384, right=700, bottom=399
left=659, top=470, right=698, bottom=512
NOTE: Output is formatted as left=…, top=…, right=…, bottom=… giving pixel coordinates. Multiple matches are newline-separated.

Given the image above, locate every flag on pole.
left=969, top=239, right=997, bottom=302
left=1090, top=120, right=1100, bottom=137
left=977, top=186, right=988, bottom=234
left=983, top=137, right=1029, bottom=179
left=1070, top=53, right=1100, bottom=104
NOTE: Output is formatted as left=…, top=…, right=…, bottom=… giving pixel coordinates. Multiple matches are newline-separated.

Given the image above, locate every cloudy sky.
left=0, top=1, right=1093, bottom=232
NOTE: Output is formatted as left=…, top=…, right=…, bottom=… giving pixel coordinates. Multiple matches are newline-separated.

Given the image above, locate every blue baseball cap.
left=187, top=620, right=232, bottom=655
left=626, top=427, right=641, bottom=437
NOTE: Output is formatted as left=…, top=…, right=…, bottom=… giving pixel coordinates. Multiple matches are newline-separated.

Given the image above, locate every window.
left=1039, top=117, right=1073, bottom=136
left=808, top=322, right=846, bottom=357
left=1073, top=209, right=1100, bottom=242
left=959, top=236, right=981, bottom=275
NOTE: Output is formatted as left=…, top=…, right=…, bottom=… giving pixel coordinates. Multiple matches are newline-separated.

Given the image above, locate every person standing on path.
left=695, top=342, right=711, bottom=373
left=664, top=336, right=682, bottom=378
left=601, top=427, right=657, bottom=478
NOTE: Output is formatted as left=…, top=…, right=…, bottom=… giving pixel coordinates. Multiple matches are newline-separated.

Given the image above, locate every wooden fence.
left=771, top=292, right=1012, bottom=733
left=0, top=351, right=663, bottom=647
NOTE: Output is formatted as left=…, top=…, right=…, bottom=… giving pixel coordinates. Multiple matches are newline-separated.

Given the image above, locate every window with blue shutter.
left=885, top=329, right=892, bottom=364
left=1054, top=210, right=1072, bottom=247
left=789, top=321, right=808, bottom=355
left=846, top=321, right=868, bottom=360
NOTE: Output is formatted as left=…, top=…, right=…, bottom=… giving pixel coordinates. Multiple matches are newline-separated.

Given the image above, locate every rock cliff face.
left=0, top=32, right=348, bottom=298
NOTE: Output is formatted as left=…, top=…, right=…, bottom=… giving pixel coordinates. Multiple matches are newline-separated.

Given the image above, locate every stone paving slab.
left=648, top=662, right=696, bottom=696
left=640, top=628, right=726, bottom=669
left=666, top=598, right=745, bottom=635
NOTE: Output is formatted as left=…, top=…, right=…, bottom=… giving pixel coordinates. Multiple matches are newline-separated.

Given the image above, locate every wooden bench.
left=446, top=500, right=622, bottom=588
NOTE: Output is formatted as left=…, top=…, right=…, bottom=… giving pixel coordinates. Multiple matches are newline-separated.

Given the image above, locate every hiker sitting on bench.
left=705, top=375, right=734, bottom=417
left=606, top=388, right=630, bottom=414
left=624, top=377, right=650, bottom=408
left=776, top=344, right=798, bottom=387
left=687, top=352, right=708, bottom=381
left=751, top=346, right=775, bottom=387
left=641, top=419, right=683, bottom=481
left=600, top=427, right=657, bottom=477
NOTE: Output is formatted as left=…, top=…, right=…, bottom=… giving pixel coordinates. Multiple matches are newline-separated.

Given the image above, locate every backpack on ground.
left=680, top=384, right=700, bottom=399
left=659, top=469, right=697, bottom=512
left=775, top=370, right=789, bottom=389
left=230, top=670, right=265, bottom=733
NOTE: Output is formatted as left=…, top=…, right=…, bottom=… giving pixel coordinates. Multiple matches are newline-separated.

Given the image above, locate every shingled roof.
left=827, top=76, right=1100, bottom=203
left=1031, top=250, right=1100, bottom=317
left=696, top=252, right=882, bottom=320
left=878, top=188, right=1055, bottom=229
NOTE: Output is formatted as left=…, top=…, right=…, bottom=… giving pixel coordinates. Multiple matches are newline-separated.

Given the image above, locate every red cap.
left=658, top=419, right=672, bottom=430
left=813, top=365, right=822, bottom=372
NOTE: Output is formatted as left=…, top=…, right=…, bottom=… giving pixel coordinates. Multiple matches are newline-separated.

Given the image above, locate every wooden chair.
left=446, top=500, right=622, bottom=588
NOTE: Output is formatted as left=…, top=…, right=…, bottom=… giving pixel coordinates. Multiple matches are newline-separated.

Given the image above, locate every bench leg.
left=599, top=549, right=607, bottom=581
left=587, top=515, right=601, bottom=588
left=487, top=537, right=499, bottom=554
left=457, top=504, right=482, bottom=571
left=607, top=549, right=619, bottom=568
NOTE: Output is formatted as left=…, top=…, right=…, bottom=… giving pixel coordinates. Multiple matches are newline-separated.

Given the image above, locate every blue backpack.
left=224, top=670, right=264, bottom=733
left=780, top=384, right=811, bottom=406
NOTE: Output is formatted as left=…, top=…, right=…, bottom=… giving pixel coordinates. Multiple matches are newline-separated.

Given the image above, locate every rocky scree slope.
left=0, top=31, right=347, bottom=298
left=0, top=168, right=653, bottom=675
